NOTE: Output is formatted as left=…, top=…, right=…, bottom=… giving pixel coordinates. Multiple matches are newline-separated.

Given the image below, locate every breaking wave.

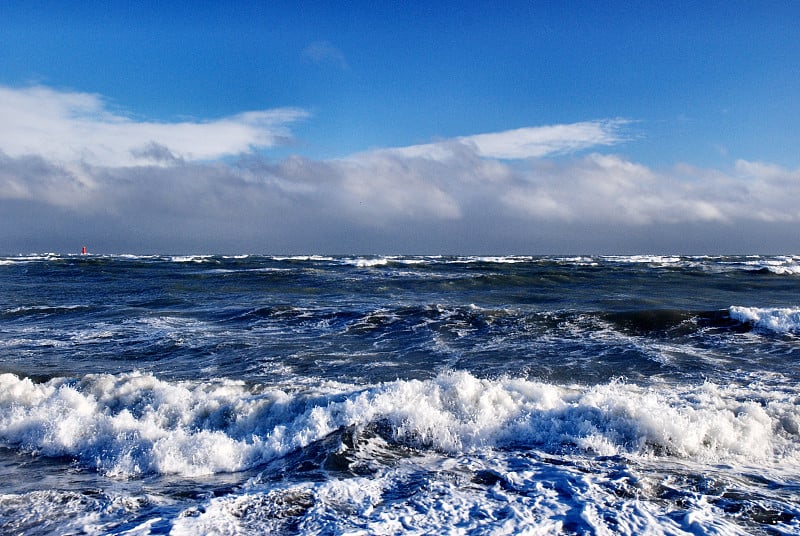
left=729, top=306, right=800, bottom=333
left=0, top=370, right=797, bottom=478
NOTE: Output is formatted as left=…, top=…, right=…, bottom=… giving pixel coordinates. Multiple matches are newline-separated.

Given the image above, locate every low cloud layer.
left=0, top=85, right=797, bottom=253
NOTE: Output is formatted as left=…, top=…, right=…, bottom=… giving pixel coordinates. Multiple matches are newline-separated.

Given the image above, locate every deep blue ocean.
left=0, top=254, right=799, bottom=535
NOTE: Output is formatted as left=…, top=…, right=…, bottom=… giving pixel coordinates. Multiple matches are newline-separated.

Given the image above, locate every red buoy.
left=81, top=246, right=87, bottom=255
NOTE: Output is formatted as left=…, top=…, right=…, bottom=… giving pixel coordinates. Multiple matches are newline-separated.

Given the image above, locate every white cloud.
left=3, top=108, right=800, bottom=230
left=0, top=85, right=308, bottom=167
left=384, top=119, right=629, bottom=160
left=1, top=85, right=799, bottom=252
left=330, top=147, right=800, bottom=227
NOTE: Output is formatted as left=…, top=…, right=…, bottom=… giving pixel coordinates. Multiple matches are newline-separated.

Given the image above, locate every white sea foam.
left=554, top=256, right=599, bottom=265
left=742, top=256, right=800, bottom=275
left=451, top=255, right=535, bottom=264
left=270, top=255, right=336, bottom=262
left=3, top=304, right=87, bottom=315
left=169, top=255, right=215, bottom=263
left=3, top=254, right=799, bottom=277
left=0, top=254, right=61, bottom=264
left=767, top=265, right=800, bottom=275
left=344, top=257, right=391, bottom=267
left=172, top=454, right=760, bottom=536
left=0, top=370, right=798, bottom=480
left=340, top=255, right=435, bottom=267
left=602, top=255, right=683, bottom=265
left=0, top=490, right=105, bottom=534
left=1, top=373, right=799, bottom=534
left=729, top=306, right=800, bottom=333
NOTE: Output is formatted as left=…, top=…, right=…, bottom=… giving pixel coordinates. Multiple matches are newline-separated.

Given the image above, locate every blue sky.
left=1, top=1, right=799, bottom=253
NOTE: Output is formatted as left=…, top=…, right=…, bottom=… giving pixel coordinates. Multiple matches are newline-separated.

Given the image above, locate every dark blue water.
left=1, top=254, right=799, bottom=534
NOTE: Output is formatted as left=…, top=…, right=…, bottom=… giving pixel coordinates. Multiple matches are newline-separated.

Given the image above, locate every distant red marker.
left=81, top=246, right=87, bottom=255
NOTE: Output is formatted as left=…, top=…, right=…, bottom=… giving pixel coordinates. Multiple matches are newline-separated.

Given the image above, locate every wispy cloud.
left=383, top=119, right=629, bottom=160
left=302, top=41, right=349, bottom=70
left=0, top=85, right=308, bottom=167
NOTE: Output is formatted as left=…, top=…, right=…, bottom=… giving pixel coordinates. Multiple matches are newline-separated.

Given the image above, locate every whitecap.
left=729, top=306, right=800, bottom=333
left=169, top=255, right=215, bottom=263
left=0, top=370, right=798, bottom=480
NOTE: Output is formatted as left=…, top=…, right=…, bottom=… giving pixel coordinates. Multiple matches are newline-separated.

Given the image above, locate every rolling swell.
left=601, top=308, right=750, bottom=336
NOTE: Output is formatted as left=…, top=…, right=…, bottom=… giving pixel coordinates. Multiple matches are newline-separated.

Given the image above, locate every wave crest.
left=729, top=306, right=800, bottom=333
left=0, top=371, right=797, bottom=478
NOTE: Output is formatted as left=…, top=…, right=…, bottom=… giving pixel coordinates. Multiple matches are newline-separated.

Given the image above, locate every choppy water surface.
left=0, top=254, right=799, bottom=534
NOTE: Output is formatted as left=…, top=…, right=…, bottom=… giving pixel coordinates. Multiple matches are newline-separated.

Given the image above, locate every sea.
left=0, top=254, right=799, bottom=535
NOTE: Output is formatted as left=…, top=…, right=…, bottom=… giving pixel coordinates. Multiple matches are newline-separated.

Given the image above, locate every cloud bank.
left=0, top=85, right=797, bottom=253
